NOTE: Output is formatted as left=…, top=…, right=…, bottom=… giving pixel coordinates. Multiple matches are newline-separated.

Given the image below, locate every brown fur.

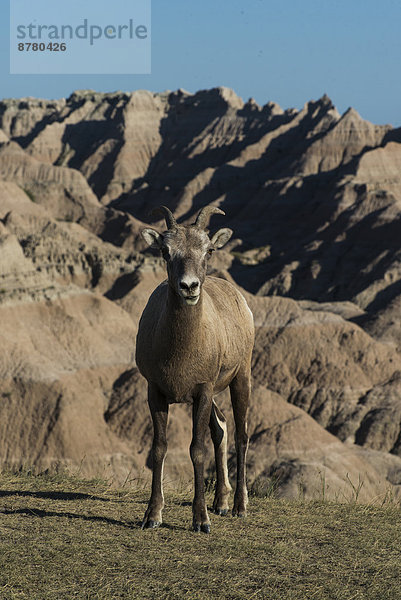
left=136, top=210, right=254, bottom=533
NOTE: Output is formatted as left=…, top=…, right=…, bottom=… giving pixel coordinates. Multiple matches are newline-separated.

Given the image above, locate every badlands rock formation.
left=1, top=88, right=401, bottom=501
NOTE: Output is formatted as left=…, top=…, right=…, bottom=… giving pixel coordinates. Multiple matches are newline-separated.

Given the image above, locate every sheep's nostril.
left=179, top=280, right=199, bottom=293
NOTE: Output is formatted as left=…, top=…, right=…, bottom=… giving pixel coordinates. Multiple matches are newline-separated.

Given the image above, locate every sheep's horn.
left=150, top=205, right=177, bottom=229
left=194, top=206, right=225, bottom=230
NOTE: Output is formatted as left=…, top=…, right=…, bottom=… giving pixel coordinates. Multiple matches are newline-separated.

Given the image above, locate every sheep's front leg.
left=191, top=387, right=213, bottom=533
left=141, top=384, right=168, bottom=530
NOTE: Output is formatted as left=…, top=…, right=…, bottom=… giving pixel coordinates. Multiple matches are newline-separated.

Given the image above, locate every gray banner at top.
left=10, top=0, right=151, bottom=74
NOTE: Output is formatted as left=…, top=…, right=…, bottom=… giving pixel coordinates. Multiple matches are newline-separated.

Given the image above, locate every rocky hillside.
left=1, top=88, right=401, bottom=502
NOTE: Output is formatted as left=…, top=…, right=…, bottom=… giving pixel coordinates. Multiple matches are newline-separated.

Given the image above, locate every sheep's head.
left=141, top=206, right=232, bottom=306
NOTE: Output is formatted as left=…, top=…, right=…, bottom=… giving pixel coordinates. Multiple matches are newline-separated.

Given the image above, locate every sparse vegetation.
left=0, top=472, right=400, bottom=600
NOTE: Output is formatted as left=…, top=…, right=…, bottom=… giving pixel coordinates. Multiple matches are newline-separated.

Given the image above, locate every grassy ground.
left=0, top=472, right=400, bottom=600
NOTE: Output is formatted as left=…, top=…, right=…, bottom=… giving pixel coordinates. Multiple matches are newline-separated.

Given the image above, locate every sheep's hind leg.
left=230, top=362, right=251, bottom=518
left=209, top=400, right=232, bottom=516
left=191, top=387, right=213, bottom=533
left=141, top=384, right=168, bottom=530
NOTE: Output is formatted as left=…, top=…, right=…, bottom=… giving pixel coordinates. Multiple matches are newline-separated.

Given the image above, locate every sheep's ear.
left=141, top=228, right=163, bottom=249
left=210, top=228, right=233, bottom=249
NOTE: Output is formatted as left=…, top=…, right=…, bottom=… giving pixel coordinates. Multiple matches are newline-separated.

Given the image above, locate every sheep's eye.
left=161, top=247, right=170, bottom=260
left=207, top=248, right=215, bottom=256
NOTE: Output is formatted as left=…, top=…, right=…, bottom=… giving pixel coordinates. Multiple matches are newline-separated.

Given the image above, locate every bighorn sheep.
left=136, top=205, right=254, bottom=533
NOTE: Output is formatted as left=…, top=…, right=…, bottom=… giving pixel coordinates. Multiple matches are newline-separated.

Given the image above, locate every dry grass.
left=0, top=471, right=400, bottom=599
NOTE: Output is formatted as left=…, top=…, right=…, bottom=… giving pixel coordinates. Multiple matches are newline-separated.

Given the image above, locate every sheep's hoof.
left=232, top=509, right=246, bottom=518
left=193, top=522, right=210, bottom=534
left=213, top=508, right=228, bottom=516
left=141, top=519, right=161, bottom=530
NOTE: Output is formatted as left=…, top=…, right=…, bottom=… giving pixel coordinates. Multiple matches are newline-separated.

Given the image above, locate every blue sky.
left=1, top=0, right=401, bottom=125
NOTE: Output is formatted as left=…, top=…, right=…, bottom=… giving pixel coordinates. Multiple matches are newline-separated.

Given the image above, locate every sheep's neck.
left=165, top=286, right=204, bottom=347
